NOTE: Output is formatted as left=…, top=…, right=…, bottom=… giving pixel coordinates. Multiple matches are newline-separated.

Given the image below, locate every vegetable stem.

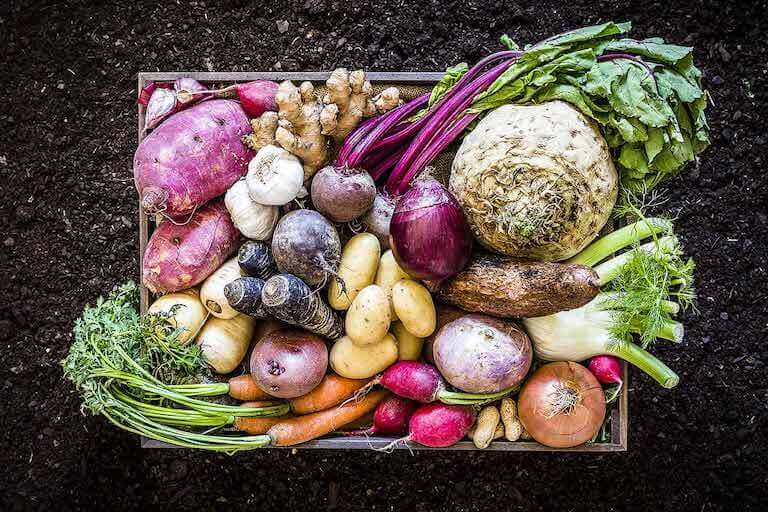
left=568, top=218, right=672, bottom=267
left=439, top=386, right=517, bottom=405
left=594, top=236, right=678, bottom=285
left=612, top=341, right=679, bottom=388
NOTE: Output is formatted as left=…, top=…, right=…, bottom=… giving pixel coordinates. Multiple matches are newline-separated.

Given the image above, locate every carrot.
left=267, top=390, right=390, bottom=446
left=228, top=374, right=272, bottom=401
left=240, top=400, right=284, bottom=408
left=234, top=414, right=294, bottom=434
left=289, top=374, right=371, bottom=415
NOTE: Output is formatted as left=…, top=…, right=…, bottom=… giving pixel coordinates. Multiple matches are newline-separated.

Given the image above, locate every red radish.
left=378, top=361, right=513, bottom=405
left=142, top=200, right=240, bottom=294
left=194, top=80, right=279, bottom=118
left=589, top=355, right=624, bottom=401
left=344, top=395, right=418, bottom=436
left=406, top=403, right=476, bottom=447
left=134, top=99, right=254, bottom=219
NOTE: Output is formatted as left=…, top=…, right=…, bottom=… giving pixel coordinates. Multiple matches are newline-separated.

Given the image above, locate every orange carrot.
left=268, top=390, right=390, bottom=446
left=228, top=374, right=272, bottom=401
left=234, top=414, right=295, bottom=434
left=289, top=374, right=371, bottom=415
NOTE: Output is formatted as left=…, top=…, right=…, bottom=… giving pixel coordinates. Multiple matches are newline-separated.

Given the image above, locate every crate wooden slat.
left=137, top=71, right=628, bottom=452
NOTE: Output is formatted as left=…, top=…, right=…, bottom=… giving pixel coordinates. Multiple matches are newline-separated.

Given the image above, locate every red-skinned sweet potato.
left=134, top=99, right=254, bottom=219
left=142, top=200, right=240, bottom=294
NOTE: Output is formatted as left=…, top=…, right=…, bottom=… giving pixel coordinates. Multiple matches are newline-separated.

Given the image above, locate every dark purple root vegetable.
left=343, top=395, right=418, bottom=436
left=362, top=191, right=396, bottom=250
left=238, top=240, right=278, bottom=280
left=261, top=274, right=344, bottom=339
left=271, top=209, right=341, bottom=286
left=389, top=179, right=472, bottom=282
left=310, top=166, right=376, bottom=223
left=432, top=314, right=532, bottom=394
left=249, top=329, right=328, bottom=398
left=224, top=277, right=267, bottom=318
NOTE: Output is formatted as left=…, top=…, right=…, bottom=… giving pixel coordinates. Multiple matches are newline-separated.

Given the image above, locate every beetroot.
left=407, top=403, right=476, bottom=447
left=142, top=200, right=240, bottom=294
left=134, top=99, right=254, bottom=219
left=345, top=395, right=418, bottom=436
left=310, top=166, right=376, bottom=223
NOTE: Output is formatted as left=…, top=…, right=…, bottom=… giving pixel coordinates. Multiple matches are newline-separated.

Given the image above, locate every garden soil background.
left=2, top=0, right=766, bottom=510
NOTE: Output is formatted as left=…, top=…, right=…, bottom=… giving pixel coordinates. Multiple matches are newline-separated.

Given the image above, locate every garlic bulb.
left=246, top=144, right=305, bottom=206
left=225, top=178, right=279, bottom=240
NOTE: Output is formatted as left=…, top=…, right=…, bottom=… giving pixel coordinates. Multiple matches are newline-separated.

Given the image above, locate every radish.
left=343, top=395, right=418, bottom=436
left=588, top=355, right=624, bottom=402
left=194, top=80, right=279, bottom=118
left=378, top=361, right=514, bottom=405
left=404, top=403, right=476, bottom=448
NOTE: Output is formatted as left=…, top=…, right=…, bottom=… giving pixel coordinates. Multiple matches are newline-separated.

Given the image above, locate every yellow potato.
left=147, top=288, right=207, bottom=345
left=391, top=321, right=424, bottom=360
left=374, top=250, right=411, bottom=321
left=328, top=233, right=381, bottom=310
left=345, top=285, right=391, bottom=346
left=330, top=334, right=398, bottom=379
left=392, top=279, right=436, bottom=337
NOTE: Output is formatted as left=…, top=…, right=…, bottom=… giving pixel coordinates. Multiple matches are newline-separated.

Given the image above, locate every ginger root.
left=243, top=70, right=401, bottom=181
left=320, top=68, right=400, bottom=144
left=243, top=111, right=278, bottom=152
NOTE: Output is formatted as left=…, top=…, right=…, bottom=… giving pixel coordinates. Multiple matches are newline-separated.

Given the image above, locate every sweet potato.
left=142, top=200, right=240, bottom=294
left=435, top=253, right=600, bottom=318
left=134, top=99, right=254, bottom=218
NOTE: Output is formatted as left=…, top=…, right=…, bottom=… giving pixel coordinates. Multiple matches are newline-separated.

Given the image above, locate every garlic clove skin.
left=246, top=144, right=305, bottom=206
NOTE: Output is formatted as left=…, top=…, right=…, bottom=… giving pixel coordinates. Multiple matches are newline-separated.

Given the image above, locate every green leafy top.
left=467, top=21, right=709, bottom=191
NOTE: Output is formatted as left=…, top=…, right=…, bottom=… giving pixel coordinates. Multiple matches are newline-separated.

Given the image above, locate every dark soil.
left=2, top=0, right=766, bottom=510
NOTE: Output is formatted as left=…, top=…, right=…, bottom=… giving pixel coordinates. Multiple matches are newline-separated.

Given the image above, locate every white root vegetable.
left=200, top=258, right=245, bottom=319
left=345, top=285, right=391, bottom=346
left=246, top=144, right=306, bottom=206
left=472, top=405, right=501, bottom=449
left=224, top=178, right=279, bottom=240
left=374, top=250, right=411, bottom=321
left=450, top=101, right=618, bottom=261
left=391, top=279, right=436, bottom=337
left=196, top=314, right=256, bottom=374
left=147, top=288, right=208, bottom=345
left=390, top=322, right=424, bottom=361
left=330, top=334, right=398, bottom=379
left=328, top=233, right=381, bottom=311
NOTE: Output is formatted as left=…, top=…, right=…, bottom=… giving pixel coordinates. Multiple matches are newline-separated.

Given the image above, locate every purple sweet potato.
left=134, top=99, right=254, bottom=219
left=142, top=200, right=241, bottom=294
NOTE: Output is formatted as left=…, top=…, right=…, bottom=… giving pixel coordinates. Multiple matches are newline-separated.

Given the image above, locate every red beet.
left=407, top=403, right=476, bottom=447
left=345, top=395, right=418, bottom=436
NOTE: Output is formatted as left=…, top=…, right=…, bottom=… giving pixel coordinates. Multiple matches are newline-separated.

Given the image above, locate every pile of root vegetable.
left=64, top=22, right=709, bottom=452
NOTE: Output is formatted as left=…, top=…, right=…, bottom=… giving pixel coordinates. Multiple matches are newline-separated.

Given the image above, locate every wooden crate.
left=137, top=71, right=628, bottom=452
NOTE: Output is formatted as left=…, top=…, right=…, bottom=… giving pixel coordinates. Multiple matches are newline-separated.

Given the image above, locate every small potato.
left=328, top=233, right=381, bottom=310
left=374, top=250, right=411, bottom=321
left=345, top=285, right=391, bottom=346
left=200, top=258, right=245, bottom=319
left=390, top=322, right=424, bottom=361
left=330, top=334, right=398, bottom=379
left=392, top=279, right=436, bottom=337
left=147, top=288, right=207, bottom=345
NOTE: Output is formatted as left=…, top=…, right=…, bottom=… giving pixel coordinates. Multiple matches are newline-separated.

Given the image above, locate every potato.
left=391, top=322, right=424, bottom=361
left=345, top=285, right=391, bottom=346
left=200, top=257, right=245, bottom=319
left=392, top=279, right=436, bottom=337
left=328, top=233, right=381, bottom=310
left=147, top=288, right=207, bottom=345
left=330, top=334, right=398, bottom=379
left=374, top=250, right=411, bottom=321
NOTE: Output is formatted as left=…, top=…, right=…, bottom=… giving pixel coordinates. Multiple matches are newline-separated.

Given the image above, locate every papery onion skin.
left=518, top=361, right=606, bottom=448
left=389, top=179, right=473, bottom=281
left=363, top=191, right=396, bottom=250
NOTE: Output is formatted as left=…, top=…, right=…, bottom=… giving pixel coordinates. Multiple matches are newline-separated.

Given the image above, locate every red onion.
left=389, top=179, right=472, bottom=281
